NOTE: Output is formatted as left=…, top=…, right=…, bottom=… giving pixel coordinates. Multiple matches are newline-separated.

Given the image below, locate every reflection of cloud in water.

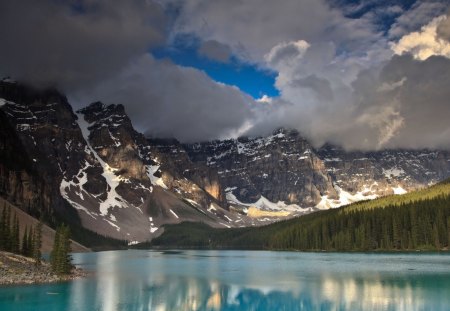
left=137, top=275, right=445, bottom=310
left=320, top=275, right=423, bottom=311
left=65, top=251, right=450, bottom=311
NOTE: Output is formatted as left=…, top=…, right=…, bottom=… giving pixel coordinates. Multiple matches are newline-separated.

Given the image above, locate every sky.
left=1, top=0, right=450, bottom=150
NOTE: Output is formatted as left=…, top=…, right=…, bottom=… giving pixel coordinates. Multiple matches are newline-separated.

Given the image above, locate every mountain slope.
left=0, top=198, right=88, bottom=253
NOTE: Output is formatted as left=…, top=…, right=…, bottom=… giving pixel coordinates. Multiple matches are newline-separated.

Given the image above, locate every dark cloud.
left=198, top=40, right=232, bottom=62
left=388, top=1, right=448, bottom=38
left=71, top=55, right=255, bottom=142
left=292, top=75, right=334, bottom=102
left=2, top=0, right=450, bottom=151
left=253, top=54, right=450, bottom=151
left=0, top=0, right=166, bottom=91
left=437, top=11, right=450, bottom=41
left=168, top=0, right=381, bottom=63
left=375, top=54, right=450, bottom=149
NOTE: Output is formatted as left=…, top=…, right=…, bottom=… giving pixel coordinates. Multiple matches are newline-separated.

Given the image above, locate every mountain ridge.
left=1, top=79, right=450, bottom=243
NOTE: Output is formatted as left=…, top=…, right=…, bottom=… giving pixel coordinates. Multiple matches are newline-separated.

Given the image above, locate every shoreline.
left=0, top=251, right=87, bottom=286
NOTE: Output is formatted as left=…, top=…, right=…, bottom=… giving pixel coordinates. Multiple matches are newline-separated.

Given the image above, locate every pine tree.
left=33, top=221, right=43, bottom=266
left=0, top=205, right=6, bottom=250
left=21, top=226, right=29, bottom=256
left=50, top=227, right=60, bottom=271
left=51, top=225, right=73, bottom=275
left=28, top=225, right=34, bottom=258
left=59, top=226, right=73, bottom=274
left=11, top=214, right=20, bottom=253
left=1, top=206, right=11, bottom=251
left=447, top=217, right=450, bottom=249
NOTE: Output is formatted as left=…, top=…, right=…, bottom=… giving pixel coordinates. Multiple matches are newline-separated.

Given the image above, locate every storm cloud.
left=198, top=40, right=232, bottom=63
left=2, top=0, right=450, bottom=151
left=71, top=55, right=256, bottom=142
left=0, top=0, right=166, bottom=91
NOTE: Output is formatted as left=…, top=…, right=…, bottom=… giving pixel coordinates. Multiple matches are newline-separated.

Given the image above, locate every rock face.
left=184, top=129, right=337, bottom=208
left=0, top=80, right=254, bottom=243
left=2, top=79, right=450, bottom=243
left=183, top=128, right=450, bottom=211
left=0, top=81, right=75, bottom=222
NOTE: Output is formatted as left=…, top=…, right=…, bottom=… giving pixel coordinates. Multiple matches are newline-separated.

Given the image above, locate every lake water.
left=0, top=250, right=449, bottom=311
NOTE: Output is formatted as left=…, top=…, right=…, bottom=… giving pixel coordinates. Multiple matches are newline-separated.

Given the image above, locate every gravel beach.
left=0, top=251, right=86, bottom=285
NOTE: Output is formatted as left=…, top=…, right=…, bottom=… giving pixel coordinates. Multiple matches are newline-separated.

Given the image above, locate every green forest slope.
left=148, top=179, right=450, bottom=251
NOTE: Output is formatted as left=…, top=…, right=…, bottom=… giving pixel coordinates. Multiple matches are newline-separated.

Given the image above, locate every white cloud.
left=256, top=95, right=273, bottom=104
left=391, top=15, right=450, bottom=60
left=264, top=40, right=310, bottom=67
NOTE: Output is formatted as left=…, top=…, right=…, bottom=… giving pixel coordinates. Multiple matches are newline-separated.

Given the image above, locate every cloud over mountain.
left=2, top=0, right=450, bottom=150
left=0, top=0, right=166, bottom=91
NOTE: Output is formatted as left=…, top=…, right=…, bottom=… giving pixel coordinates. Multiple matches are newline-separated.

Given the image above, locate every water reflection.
left=1, top=251, right=449, bottom=311
left=67, top=251, right=450, bottom=311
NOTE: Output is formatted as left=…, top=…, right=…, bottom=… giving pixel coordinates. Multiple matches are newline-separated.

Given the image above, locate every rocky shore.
left=0, top=251, right=86, bottom=285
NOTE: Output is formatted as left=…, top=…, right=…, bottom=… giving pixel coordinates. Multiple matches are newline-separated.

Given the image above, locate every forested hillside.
left=150, top=179, right=450, bottom=251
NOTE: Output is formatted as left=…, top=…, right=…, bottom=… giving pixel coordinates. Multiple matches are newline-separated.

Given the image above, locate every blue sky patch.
left=153, top=36, right=280, bottom=99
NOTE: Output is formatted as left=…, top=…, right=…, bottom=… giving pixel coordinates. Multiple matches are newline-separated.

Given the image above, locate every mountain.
left=1, top=79, right=450, bottom=244
left=182, top=129, right=450, bottom=212
left=150, top=178, right=450, bottom=250
left=0, top=80, right=262, bottom=244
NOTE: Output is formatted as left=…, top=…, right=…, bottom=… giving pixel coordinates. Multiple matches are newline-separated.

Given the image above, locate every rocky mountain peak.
left=2, top=81, right=450, bottom=244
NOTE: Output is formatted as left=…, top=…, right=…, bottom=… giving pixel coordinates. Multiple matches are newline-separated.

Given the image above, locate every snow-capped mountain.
left=184, top=130, right=335, bottom=214
left=182, top=129, right=450, bottom=212
left=0, top=81, right=255, bottom=242
left=1, top=79, right=450, bottom=242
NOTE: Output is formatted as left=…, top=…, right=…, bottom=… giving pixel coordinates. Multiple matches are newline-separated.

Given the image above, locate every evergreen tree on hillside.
left=21, top=226, right=29, bottom=256
left=0, top=206, right=6, bottom=250
left=51, top=225, right=73, bottom=275
left=0, top=206, right=12, bottom=251
left=0, top=206, right=7, bottom=250
left=28, top=225, right=34, bottom=257
left=11, top=214, right=20, bottom=253
left=33, top=221, right=43, bottom=266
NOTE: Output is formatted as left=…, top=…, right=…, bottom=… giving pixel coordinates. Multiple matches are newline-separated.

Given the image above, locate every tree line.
left=269, top=194, right=450, bottom=251
left=0, top=204, right=72, bottom=274
left=0, top=205, right=41, bottom=261
left=151, top=180, right=450, bottom=251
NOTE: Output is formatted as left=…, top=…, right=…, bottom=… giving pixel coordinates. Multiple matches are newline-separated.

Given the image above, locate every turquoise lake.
left=1, top=250, right=450, bottom=310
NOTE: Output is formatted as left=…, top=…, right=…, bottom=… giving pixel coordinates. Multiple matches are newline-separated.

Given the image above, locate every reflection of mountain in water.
left=128, top=276, right=447, bottom=311
left=6, top=251, right=447, bottom=311
left=67, top=252, right=449, bottom=311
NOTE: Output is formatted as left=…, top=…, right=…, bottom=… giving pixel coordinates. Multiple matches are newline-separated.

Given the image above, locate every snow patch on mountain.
left=383, top=167, right=405, bottom=178
left=169, top=209, right=179, bottom=219
left=75, top=112, right=127, bottom=215
left=316, top=185, right=379, bottom=210
left=226, top=190, right=307, bottom=213
left=393, top=186, right=407, bottom=195
left=145, top=161, right=168, bottom=189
